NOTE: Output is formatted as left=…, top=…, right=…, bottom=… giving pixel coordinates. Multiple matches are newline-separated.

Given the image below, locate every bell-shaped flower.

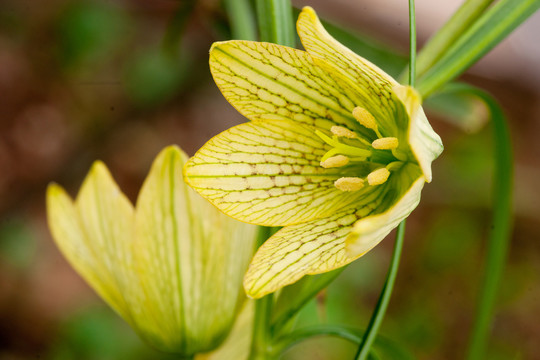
left=184, top=7, right=443, bottom=299
left=46, top=146, right=258, bottom=356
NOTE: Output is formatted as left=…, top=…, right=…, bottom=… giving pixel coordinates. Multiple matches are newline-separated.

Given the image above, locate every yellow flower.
left=46, top=146, right=258, bottom=355
left=184, top=7, right=443, bottom=298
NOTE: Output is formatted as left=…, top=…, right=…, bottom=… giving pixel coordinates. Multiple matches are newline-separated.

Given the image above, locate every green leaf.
left=271, top=268, right=346, bottom=333
left=438, top=84, right=513, bottom=360
left=417, top=0, right=540, bottom=97
left=424, top=88, right=489, bottom=133
left=411, top=0, right=495, bottom=80
left=270, top=324, right=416, bottom=360
left=255, top=0, right=295, bottom=46
left=224, top=0, right=257, bottom=41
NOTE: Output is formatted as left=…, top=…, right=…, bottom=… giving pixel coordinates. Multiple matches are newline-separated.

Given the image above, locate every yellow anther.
left=352, top=107, right=378, bottom=132
left=372, top=137, right=399, bottom=150
left=367, top=168, right=390, bottom=186
left=331, top=126, right=357, bottom=139
left=334, top=177, right=365, bottom=192
left=320, top=155, right=349, bottom=168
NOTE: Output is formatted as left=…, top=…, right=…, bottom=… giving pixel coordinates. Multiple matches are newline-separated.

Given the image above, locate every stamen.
left=334, top=177, right=364, bottom=192
left=372, top=137, right=399, bottom=150
left=367, top=168, right=390, bottom=186
left=321, top=155, right=349, bottom=168
left=315, top=130, right=371, bottom=161
left=352, top=107, right=381, bottom=137
left=331, top=126, right=357, bottom=139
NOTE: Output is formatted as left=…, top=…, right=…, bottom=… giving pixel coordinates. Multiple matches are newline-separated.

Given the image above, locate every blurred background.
left=0, top=0, right=539, bottom=359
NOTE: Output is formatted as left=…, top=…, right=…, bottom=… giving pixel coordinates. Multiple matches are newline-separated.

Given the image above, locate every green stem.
left=409, top=0, right=494, bottom=81
left=255, top=0, right=295, bottom=46
left=408, top=0, right=416, bottom=88
left=441, top=84, right=513, bottom=360
left=270, top=324, right=416, bottom=359
left=249, top=292, right=273, bottom=360
left=224, top=0, right=257, bottom=40
left=272, top=325, right=363, bottom=354
left=354, top=221, right=406, bottom=360
left=248, top=226, right=277, bottom=360
left=354, top=1, right=414, bottom=357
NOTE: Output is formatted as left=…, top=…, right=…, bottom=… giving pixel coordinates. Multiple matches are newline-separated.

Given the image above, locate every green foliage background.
left=0, top=0, right=539, bottom=359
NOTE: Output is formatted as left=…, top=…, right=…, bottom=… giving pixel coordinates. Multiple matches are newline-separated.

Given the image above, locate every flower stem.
left=249, top=292, right=273, bottom=360
left=255, top=0, right=295, bottom=47
left=248, top=226, right=277, bottom=360
left=224, top=0, right=257, bottom=40
left=353, top=221, right=406, bottom=360
left=408, top=0, right=416, bottom=88
left=354, top=1, right=415, bottom=357
left=271, top=324, right=413, bottom=359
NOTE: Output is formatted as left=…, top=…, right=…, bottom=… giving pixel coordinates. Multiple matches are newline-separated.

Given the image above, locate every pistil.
left=317, top=107, right=401, bottom=192
left=315, top=130, right=371, bottom=162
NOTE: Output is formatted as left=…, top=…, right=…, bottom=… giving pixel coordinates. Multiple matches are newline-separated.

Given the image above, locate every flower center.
left=316, top=106, right=404, bottom=192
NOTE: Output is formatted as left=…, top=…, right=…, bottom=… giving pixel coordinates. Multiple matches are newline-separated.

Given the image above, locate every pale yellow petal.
left=133, top=146, right=257, bottom=354
left=244, top=185, right=387, bottom=298
left=196, top=300, right=253, bottom=360
left=46, top=166, right=135, bottom=323
left=393, top=85, right=443, bottom=182
left=210, top=40, right=362, bottom=132
left=185, top=120, right=371, bottom=226
left=346, top=176, right=425, bottom=257
left=297, top=7, right=397, bottom=91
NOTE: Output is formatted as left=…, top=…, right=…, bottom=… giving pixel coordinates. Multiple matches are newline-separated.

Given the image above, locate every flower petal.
left=243, top=184, right=390, bottom=298
left=393, top=85, right=443, bottom=182
left=195, top=301, right=253, bottom=360
left=296, top=7, right=410, bottom=137
left=184, top=120, right=371, bottom=226
left=46, top=164, right=135, bottom=323
left=346, top=176, right=425, bottom=257
left=297, top=7, right=396, bottom=86
left=210, top=40, right=363, bottom=132
left=133, top=146, right=258, bottom=354
left=243, top=208, right=360, bottom=299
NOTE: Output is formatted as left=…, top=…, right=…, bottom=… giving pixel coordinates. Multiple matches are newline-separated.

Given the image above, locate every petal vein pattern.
left=210, top=40, right=360, bottom=131
left=185, top=6, right=444, bottom=298
left=185, top=120, right=368, bottom=226
left=244, top=186, right=386, bottom=298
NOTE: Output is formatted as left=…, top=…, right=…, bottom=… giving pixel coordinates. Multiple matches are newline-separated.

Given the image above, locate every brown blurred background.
left=0, top=0, right=539, bottom=359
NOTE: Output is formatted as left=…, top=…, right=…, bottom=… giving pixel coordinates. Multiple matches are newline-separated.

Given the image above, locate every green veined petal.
left=297, top=7, right=397, bottom=90
left=195, top=300, right=253, bottom=360
left=311, top=58, right=409, bottom=139
left=296, top=7, right=410, bottom=138
left=243, top=206, right=369, bottom=299
left=210, top=40, right=360, bottom=131
left=184, top=120, right=371, bottom=226
left=46, top=166, right=135, bottom=323
left=346, top=176, right=425, bottom=257
left=244, top=183, right=389, bottom=298
left=393, top=85, right=443, bottom=182
left=134, top=146, right=257, bottom=354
